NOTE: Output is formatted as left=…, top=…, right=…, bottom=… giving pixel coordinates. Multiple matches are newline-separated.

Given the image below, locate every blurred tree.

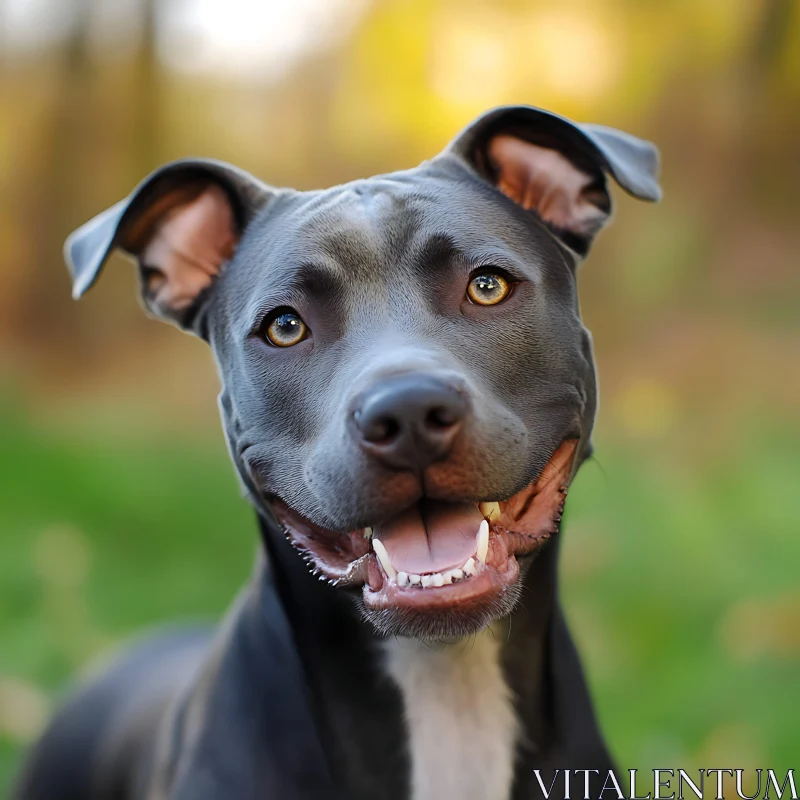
left=131, top=0, right=159, bottom=177
left=19, top=0, right=94, bottom=337
left=739, top=0, right=796, bottom=186
left=751, top=0, right=794, bottom=74
left=16, top=0, right=160, bottom=348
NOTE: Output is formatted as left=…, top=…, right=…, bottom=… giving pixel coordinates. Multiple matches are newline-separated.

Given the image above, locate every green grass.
left=1, top=396, right=798, bottom=791
left=563, top=434, right=800, bottom=775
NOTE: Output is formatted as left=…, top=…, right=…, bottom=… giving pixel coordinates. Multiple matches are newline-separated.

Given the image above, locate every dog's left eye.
left=466, top=272, right=511, bottom=306
left=263, top=310, right=309, bottom=347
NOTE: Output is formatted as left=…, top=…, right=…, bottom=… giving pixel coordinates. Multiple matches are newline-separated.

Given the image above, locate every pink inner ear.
left=139, top=185, right=237, bottom=311
left=487, top=135, right=607, bottom=238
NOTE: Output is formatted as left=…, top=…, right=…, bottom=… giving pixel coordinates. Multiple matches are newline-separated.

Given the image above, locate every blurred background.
left=1, top=0, right=798, bottom=791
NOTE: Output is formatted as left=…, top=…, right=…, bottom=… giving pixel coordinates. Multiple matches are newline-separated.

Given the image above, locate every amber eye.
left=466, top=272, right=511, bottom=306
left=264, top=310, right=308, bottom=347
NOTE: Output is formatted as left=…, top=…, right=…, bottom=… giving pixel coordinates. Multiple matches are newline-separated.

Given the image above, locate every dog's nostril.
left=359, top=413, right=401, bottom=445
left=426, top=405, right=460, bottom=430
left=374, top=417, right=400, bottom=443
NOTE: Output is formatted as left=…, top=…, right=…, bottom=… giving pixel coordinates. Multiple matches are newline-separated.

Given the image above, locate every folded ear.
left=65, top=159, right=273, bottom=329
left=445, top=105, right=661, bottom=256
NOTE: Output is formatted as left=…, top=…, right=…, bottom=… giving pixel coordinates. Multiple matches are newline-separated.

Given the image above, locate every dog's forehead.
left=253, top=166, right=551, bottom=266
left=219, top=163, right=567, bottom=331
left=265, top=169, right=475, bottom=262
left=292, top=179, right=423, bottom=265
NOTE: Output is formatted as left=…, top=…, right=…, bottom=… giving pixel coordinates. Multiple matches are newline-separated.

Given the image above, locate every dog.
left=14, top=105, right=660, bottom=800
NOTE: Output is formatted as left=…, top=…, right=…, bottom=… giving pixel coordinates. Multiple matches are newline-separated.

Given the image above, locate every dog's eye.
left=264, top=310, right=309, bottom=347
left=466, top=272, right=511, bottom=306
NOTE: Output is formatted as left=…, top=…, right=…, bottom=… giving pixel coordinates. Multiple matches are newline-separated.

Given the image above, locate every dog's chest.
left=383, top=628, right=519, bottom=800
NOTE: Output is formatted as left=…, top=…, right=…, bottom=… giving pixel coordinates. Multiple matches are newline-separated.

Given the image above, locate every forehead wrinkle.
left=293, top=178, right=440, bottom=274
left=237, top=257, right=344, bottom=330
left=302, top=190, right=417, bottom=280
left=315, top=228, right=378, bottom=279
left=405, top=231, right=460, bottom=272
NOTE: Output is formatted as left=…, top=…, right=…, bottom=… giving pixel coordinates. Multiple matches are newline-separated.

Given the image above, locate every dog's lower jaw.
left=359, top=568, right=522, bottom=639
left=267, top=439, right=576, bottom=639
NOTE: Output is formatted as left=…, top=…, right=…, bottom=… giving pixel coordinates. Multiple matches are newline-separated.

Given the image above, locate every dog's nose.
left=350, top=374, right=469, bottom=470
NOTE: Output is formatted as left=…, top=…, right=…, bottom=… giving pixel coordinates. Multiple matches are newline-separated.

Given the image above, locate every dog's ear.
left=65, top=159, right=273, bottom=331
left=446, top=105, right=661, bottom=256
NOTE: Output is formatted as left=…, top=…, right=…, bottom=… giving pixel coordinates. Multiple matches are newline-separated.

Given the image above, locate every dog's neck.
left=259, top=510, right=522, bottom=800
left=252, top=512, right=612, bottom=800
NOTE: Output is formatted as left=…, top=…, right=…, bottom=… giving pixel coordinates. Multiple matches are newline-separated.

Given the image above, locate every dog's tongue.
left=373, top=501, right=483, bottom=575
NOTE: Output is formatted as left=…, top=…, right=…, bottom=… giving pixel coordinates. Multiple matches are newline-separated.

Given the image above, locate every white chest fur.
left=383, top=628, right=519, bottom=800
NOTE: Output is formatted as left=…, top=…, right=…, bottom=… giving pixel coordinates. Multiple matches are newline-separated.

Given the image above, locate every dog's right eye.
left=263, top=309, right=309, bottom=347
left=466, top=271, right=512, bottom=306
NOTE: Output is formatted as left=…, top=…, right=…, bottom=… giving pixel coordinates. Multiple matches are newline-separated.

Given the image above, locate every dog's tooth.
left=397, top=571, right=409, bottom=587
left=363, top=526, right=373, bottom=539
left=476, top=519, right=489, bottom=564
left=448, top=568, right=464, bottom=582
left=409, top=574, right=422, bottom=585
left=441, top=571, right=453, bottom=584
left=372, top=538, right=397, bottom=579
left=479, top=502, right=501, bottom=521
left=432, top=573, right=445, bottom=587
left=463, top=557, right=477, bottom=576
left=421, top=574, right=435, bottom=588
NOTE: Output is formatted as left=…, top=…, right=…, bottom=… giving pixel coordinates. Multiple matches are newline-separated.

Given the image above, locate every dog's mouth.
left=269, top=439, right=577, bottom=622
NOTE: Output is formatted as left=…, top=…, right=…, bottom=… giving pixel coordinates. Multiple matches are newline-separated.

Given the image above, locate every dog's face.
left=215, top=167, right=592, bottom=636
left=66, top=106, right=660, bottom=638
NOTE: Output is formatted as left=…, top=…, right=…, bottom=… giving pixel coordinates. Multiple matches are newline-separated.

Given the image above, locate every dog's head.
left=66, top=106, right=660, bottom=638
